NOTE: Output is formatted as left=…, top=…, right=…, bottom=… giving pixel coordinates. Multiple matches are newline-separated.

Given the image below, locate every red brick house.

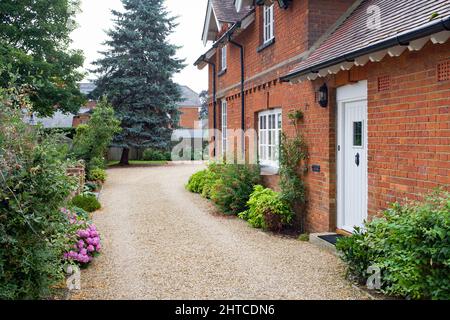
left=195, top=0, right=450, bottom=233
left=178, top=85, right=201, bottom=129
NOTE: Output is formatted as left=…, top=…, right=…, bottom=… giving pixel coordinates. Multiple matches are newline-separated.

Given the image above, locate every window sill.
left=260, top=165, right=279, bottom=176
left=257, top=38, right=275, bottom=53
left=218, top=69, right=227, bottom=77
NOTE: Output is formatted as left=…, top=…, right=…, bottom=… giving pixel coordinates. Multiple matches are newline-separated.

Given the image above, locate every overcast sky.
left=70, top=0, right=208, bottom=94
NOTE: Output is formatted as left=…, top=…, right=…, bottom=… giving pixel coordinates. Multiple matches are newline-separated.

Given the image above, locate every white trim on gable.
left=202, top=1, right=221, bottom=46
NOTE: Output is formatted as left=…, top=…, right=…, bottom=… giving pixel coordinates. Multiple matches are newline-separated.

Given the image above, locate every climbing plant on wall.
left=279, top=110, right=308, bottom=232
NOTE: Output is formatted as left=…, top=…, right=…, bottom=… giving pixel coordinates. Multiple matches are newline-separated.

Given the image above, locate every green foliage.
left=200, top=163, right=223, bottom=199
left=72, top=97, right=121, bottom=167
left=92, top=0, right=185, bottom=152
left=88, top=157, right=107, bottom=171
left=88, top=168, right=107, bottom=183
left=279, top=133, right=308, bottom=205
left=210, top=164, right=261, bottom=215
left=239, top=185, right=293, bottom=231
left=336, top=191, right=450, bottom=300
left=71, top=194, right=101, bottom=213
left=186, top=163, right=260, bottom=215
left=142, top=149, right=171, bottom=161
left=279, top=133, right=308, bottom=231
left=298, top=234, right=310, bottom=242
left=84, top=182, right=100, bottom=192
left=287, top=110, right=304, bottom=125
left=186, top=170, right=209, bottom=193
left=70, top=206, right=90, bottom=221
left=0, top=103, right=76, bottom=299
left=0, top=1, right=85, bottom=116
left=199, top=90, right=209, bottom=120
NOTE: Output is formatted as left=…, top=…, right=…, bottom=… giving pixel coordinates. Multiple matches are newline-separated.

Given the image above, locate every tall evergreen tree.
left=199, top=90, right=209, bottom=120
left=93, top=0, right=185, bottom=165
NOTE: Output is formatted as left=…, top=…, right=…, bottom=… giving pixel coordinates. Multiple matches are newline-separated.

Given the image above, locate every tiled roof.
left=178, top=85, right=201, bottom=107
left=211, top=0, right=252, bottom=23
left=283, top=0, right=450, bottom=80
left=23, top=111, right=74, bottom=128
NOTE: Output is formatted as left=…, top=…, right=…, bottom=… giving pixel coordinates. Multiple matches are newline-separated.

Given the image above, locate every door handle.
left=355, top=153, right=360, bottom=167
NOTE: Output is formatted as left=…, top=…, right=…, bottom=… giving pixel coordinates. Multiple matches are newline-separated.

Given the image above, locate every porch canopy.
left=281, top=0, right=450, bottom=83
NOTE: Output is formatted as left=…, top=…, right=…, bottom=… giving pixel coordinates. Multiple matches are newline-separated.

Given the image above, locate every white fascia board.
left=241, top=12, right=255, bottom=29
left=202, top=1, right=220, bottom=46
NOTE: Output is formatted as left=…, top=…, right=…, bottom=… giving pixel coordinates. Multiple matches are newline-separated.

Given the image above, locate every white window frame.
left=263, top=4, right=274, bottom=44
left=258, top=109, right=282, bottom=168
left=221, top=100, right=228, bottom=156
left=221, top=45, right=227, bottom=71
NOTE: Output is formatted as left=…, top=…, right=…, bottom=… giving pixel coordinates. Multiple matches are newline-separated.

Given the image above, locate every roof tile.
left=285, top=0, right=450, bottom=78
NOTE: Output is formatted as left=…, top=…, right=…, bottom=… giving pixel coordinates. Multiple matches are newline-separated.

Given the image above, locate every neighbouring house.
left=195, top=0, right=450, bottom=233
left=107, top=85, right=204, bottom=161
left=73, top=82, right=98, bottom=127
left=172, top=85, right=207, bottom=159
left=23, top=82, right=98, bottom=129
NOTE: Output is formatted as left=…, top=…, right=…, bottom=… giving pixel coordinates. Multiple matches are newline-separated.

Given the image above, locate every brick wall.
left=333, top=42, right=450, bottom=218
left=179, top=106, right=199, bottom=129
left=205, top=2, right=449, bottom=233
left=72, top=114, right=91, bottom=128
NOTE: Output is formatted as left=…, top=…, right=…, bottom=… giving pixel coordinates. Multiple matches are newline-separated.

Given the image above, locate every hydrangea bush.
left=61, top=208, right=102, bottom=266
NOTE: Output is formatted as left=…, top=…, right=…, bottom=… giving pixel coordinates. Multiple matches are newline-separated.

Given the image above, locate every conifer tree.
left=93, top=0, right=184, bottom=164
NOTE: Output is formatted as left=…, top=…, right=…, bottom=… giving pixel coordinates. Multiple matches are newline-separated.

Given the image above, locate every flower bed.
left=62, top=208, right=102, bottom=266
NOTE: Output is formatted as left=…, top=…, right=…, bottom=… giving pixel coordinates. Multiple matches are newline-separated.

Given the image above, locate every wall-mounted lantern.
left=318, top=83, right=329, bottom=108
left=277, top=0, right=293, bottom=9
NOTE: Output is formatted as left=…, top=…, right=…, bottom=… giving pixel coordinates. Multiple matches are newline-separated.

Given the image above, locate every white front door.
left=337, top=81, right=368, bottom=233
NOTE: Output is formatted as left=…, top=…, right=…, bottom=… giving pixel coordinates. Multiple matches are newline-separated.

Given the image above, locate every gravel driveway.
left=71, top=164, right=366, bottom=300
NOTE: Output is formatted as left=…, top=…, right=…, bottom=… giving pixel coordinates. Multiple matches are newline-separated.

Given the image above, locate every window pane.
left=353, top=121, right=363, bottom=147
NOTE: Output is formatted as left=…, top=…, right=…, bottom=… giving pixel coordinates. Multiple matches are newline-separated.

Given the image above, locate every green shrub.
left=186, top=163, right=260, bottom=215
left=210, top=164, right=260, bottom=215
left=142, top=149, right=171, bottom=161
left=84, top=181, right=100, bottom=192
left=71, top=194, right=101, bottom=213
left=239, top=185, right=293, bottom=231
left=88, top=157, right=106, bottom=170
left=88, top=168, right=107, bottom=183
left=336, top=191, right=450, bottom=300
left=0, top=104, right=76, bottom=299
left=186, top=169, right=209, bottom=193
left=279, top=133, right=308, bottom=232
left=70, top=206, right=90, bottom=221
left=71, top=97, right=121, bottom=164
left=200, top=163, right=223, bottom=199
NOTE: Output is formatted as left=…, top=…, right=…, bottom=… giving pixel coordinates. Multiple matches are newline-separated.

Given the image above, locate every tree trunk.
left=120, top=147, right=130, bottom=166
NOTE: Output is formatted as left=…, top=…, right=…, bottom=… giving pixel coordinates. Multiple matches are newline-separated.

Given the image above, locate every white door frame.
left=337, top=80, right=368, bottom=232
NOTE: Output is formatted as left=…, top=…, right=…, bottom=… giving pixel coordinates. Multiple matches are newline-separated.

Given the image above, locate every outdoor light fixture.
left=318, top=83, right=328, bottom=108
left=277, top=0, right=293, bottom=9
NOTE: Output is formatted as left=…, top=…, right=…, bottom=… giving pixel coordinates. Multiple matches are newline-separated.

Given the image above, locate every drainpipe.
left=199, top=57, right=217, bottom=157
left=228, top=33, right=245, bottom=155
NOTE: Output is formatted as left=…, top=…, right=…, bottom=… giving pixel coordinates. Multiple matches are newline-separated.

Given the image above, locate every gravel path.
left=71, top=164, right=366, bottom=300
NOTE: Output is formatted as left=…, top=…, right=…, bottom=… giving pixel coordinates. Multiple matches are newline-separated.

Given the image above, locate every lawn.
left=108, top=160, right=168, bottom=167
